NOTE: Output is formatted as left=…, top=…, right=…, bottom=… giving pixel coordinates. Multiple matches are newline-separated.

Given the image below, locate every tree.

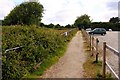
left=65, top=24, right=71, bottom=28
left=40, top=22, right=45, bottom=27
left=54, top=24, right=61, bottom=28
left=48, top=23, right=54, bottom=28
left=29, top=0, right=38, bottom=2
left=74, top=14, right=91, bottom=29
left=109, top=17, right=119, bottom=23
left=0, top=20, right=2, bottom=25
left=3, top=2, right=44, bottom=25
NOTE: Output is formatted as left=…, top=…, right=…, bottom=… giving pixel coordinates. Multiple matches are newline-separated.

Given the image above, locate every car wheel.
left=101, top=33, right=105, bottom=36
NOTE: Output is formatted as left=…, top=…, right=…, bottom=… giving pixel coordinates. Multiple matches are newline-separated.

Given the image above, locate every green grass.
left=25, top=55, right=61, bottom=78
left=82, top=34, right=114, bottom=79
left=82, top=39, right=102, bottom=78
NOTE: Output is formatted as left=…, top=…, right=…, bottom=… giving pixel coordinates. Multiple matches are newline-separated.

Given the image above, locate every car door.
left=94, top=28, right=101, bottom=34
left=97, top=29, right=101, bottom=34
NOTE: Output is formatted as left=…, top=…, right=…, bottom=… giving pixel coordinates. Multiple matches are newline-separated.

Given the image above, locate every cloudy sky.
left=0, top=0, right=119, bottom=25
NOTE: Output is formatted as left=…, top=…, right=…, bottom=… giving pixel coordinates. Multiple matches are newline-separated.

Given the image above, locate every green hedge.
left=91, top=22, right=120, bottom=31
left=2, top=25, right=77, bottom=79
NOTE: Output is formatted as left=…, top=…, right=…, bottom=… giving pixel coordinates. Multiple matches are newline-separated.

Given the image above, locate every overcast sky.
left=0, top=0, right=119, bottom=25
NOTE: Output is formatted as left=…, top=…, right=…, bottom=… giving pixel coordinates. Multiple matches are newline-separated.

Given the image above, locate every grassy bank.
left=82, top=34, right=113, bottom=79
left=82, top=41, right=102, bottom=78
left=2, top=25, right=77, bottom=79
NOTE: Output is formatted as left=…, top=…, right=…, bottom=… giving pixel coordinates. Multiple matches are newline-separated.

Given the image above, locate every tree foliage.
left=65, top=24, right=71, bottom=28
left=74, top=14, right=91, bottom=29
left=109, top=17, right=120, bottom=23
left=48, top=23, right=54, bottom=28
left=3, top=2, right=44, bottom=25
left=91, top=22, right=120, bottom=31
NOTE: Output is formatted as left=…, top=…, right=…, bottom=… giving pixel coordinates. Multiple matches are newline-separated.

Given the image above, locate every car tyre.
left=101, top=33, right=105, bottom=36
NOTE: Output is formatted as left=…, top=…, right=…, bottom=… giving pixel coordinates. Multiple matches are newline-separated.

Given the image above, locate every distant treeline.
left=40, top=23, right=76, bottom=29
left=91, top=22, right=120, bottom=31
left=1, top=19, right=75, bottom=29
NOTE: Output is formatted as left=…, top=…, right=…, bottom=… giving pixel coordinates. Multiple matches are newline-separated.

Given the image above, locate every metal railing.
left=3, top=46, right=45, bottom=70
left=4, top=46, right=23, bottom=54
left=61, top=28, right=76, bottom=36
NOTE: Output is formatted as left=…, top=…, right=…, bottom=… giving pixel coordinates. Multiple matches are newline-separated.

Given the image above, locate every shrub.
left=2, top=25, right=77, bottom=79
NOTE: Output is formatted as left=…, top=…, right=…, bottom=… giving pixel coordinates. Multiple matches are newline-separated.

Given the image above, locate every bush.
left=2, top=25, right=77, bottom=79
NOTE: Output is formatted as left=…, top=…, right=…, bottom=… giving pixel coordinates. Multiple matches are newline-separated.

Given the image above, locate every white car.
left=109, top=29, right=112, bottom=31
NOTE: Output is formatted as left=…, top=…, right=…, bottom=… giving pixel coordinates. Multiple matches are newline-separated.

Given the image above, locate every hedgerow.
left=91, top=22, right=120, bottom=31
left=2, top=25, right=77, bottom=79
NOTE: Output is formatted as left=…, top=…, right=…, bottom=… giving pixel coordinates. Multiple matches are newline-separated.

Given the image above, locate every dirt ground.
left=41, top=31, right=87, bottom=78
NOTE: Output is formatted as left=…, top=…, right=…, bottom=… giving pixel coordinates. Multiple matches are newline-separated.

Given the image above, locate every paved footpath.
left=41, top=31, right=87, bottom=78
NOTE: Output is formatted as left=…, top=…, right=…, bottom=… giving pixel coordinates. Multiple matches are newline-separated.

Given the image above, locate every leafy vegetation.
left=109, top=17, right=119, bottom=23
left=2, top=25, right=77, bottom=79
left=91, top=22, right=120, bottom=31
left=74, top=14, right=91, bottom=29
left=40, top=23, right=76, bottom=29
left=3, top=2, right=44, bottom=25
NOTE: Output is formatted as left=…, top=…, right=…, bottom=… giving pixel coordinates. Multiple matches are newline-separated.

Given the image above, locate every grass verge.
left=83, top=41, right=102, bottom=78
left=25, top=47, right=67, bottom=78
left=82, top=35, right=113, bottom=80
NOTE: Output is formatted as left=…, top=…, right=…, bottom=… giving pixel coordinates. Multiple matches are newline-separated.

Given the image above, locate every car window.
left=94, top=29, right=98, bottom=32
left=96, top=29, right=100, bottom=32
left=101, top=29, right=104, bottom=31
left=102, top=29, right=106, bottom=31
left=98, top=29, right=100, bottom=31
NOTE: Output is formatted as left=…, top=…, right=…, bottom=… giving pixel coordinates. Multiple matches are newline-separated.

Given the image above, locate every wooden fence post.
left=89, top=35, right=91, bottom=50
left=103, top=42, right=106, bottom=78
left=95, top=38, right=99, bottom=63
left=118, top=54, right=120, bottom=79
left=91, top=36, right=94, bottom=56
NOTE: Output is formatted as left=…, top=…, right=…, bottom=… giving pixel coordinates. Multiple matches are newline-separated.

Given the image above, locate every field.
left=2, top=25, right=77, bottom=79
